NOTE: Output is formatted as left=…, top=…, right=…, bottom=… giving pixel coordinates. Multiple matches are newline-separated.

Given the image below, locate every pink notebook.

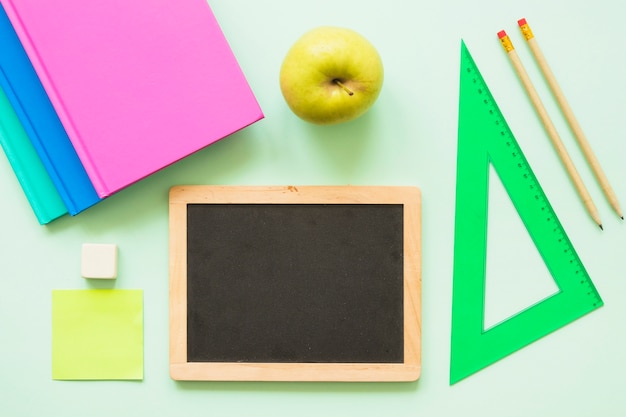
left=2, top=0, right=263, bottom=197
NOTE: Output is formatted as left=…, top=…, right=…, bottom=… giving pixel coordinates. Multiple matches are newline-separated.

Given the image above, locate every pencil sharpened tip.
left=599, top=224, right=604, bottom=231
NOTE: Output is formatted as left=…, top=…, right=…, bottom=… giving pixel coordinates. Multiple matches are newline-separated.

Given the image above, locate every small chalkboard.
left=169, top=185, right=421, bottom=381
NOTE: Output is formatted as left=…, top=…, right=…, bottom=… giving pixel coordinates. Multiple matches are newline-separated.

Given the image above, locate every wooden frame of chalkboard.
left=169, top=185, right=421, bottom=381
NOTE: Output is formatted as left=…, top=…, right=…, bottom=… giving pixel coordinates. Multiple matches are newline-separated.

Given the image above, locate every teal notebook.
left=0, top=84, right=67, bottom=224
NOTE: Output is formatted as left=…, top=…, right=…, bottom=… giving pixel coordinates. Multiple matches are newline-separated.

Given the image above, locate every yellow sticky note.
left=52, top=289, right=143, bottom=380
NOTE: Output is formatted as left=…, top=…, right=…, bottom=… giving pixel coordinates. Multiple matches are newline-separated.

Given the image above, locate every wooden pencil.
left=498, top=30, right=603, bottom=229
left=518, top=18, right=623, bottom=219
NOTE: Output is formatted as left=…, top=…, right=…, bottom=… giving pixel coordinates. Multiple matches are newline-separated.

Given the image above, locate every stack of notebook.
left=0, top=0, right=263, bottom=224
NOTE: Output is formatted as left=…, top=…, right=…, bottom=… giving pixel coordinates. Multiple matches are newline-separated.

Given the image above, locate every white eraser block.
left=81, top=243, right=118, bottom=279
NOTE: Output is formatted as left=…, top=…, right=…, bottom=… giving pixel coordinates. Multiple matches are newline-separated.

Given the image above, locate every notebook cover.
left=0, top=84, right=67, bottom=224
left=0, top=4, right=101, bottom=214
left=1, top=0, right=264, bottom=198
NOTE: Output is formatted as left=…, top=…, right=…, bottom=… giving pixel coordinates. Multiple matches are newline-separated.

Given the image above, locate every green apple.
left=279, top=26, right=384, bottom=125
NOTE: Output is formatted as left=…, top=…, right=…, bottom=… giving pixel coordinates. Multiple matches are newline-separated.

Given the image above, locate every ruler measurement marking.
left=464, top=47, right=593, bottom=289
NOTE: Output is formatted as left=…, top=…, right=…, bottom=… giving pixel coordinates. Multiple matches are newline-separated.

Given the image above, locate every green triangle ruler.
left=450, top=41, right=603, bottom=385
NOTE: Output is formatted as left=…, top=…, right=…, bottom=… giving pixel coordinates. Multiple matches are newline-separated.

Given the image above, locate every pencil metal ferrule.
left=497, top=31, right=514, bottom=53
left=518, top=18, right=534, bottom=40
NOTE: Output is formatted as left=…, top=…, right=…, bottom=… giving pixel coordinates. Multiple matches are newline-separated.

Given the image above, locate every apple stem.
left=333, top=79, right=354, bottom=96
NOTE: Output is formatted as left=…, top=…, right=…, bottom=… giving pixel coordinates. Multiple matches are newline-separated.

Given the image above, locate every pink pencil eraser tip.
left=497, top=30, right=507, bottom=39
left=518, top=18, right=527, bottom=26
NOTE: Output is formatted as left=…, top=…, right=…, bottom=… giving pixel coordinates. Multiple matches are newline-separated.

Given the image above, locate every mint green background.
left=1, top=0, right=625, bottom=415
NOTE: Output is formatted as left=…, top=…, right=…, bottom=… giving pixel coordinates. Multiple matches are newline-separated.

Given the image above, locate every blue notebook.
left=0, top=5, right=101, bottom=215
left=0, top=84, right=67, bottom=224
